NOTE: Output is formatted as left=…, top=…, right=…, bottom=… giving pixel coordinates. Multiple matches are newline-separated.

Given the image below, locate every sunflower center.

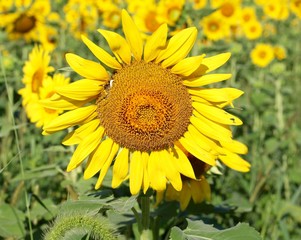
left=221, top=3, right=234, bottom=17
left=209, top=21, right=219, bottom=32
left=145, top=11, right=160, bottom=32
left=13, top=13, right=36, bottom=33
left=97, top=61, right=192, bottom=152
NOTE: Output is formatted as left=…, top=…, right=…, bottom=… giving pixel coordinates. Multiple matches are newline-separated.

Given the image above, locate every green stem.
left=141, top=195, right=150, bottom=230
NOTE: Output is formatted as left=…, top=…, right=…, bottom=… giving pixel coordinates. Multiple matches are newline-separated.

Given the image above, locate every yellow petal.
left=156, top=27, right=197, bottom=67
left=193, top=102, right=243, bottom=125
left=81, top=35, right=122, bottom=69
left=179, top=133, right=216, bottom=166
left=65, top=53, right=110, bottom=80
left=62, top=119, right=101, bottom=146
left=66, top=127, right=104, bottom=172
left=190, top=115, right=232, bottom=142
left=187, top=124, right=218, bottom=154
left=39, top=93, right=90, bottom=110
left=160, top=150, right=182, bottom=191
left=98, top=29, right=131, bottom=65
left=142, top=152, right=150, bottom=194
left=193, top=110, right=233, bottom=138
left=190, top=180, right=205, bottom=203
left=173, top=146, right=196, bottom=179
left=144, top=24, right=167, bottom=62
left=112, top=148, right=129, bottom=188
left=197, top=53, right=231, bottom=75
left=183, top=74, right=232, bottom=87
left=122, top=10, right=143, bottom=61
left=219, top=151, right=251, bottom=172
left=220, top=140, right=248, bottom=154
left=95, top=142, right=119, bottom=189
left=43, top=105, right=97, bottom=134
left=55, top=79, right=104, bottom=101
left=84, top=138, right=114, bottom=179
left=171, top=54, right=205, bottom=76
left=148, top=151, right=166, bottom=191
left=200, top=177, right=211, bottom=201
left=189, top=88, right=243, bottom=103
left=179, top=182, right=191, bottom=210
left=129, top=151, right=144, bottom=195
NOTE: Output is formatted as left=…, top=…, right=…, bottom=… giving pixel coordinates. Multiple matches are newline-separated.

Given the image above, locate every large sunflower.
left=42, top=10, right=249, bottom=195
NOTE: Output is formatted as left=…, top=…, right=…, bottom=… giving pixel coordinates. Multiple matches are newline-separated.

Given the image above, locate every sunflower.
left=20, top=74, right=70, bottom=127
left=19, top=45, right=54, bottom=106
left=64, top=0, right=98, bottom=39
left=42, top=10, right=249, bottom=195
left=250, top=43, right=275, bottom=68
left=200, top=12, right=231, bottom=41
left=157, top=0, right=185, bottom=26
left=156, top=144, right=211, bottom=210
left=263, top=0, right=289, bottom=20
left=241, top=7, right=257, bottom=24
left=290, top=0, right=301, bottom=19
left=1, top=0, right=57, bottom=45
left=273, top=45, right=286, bottom=60
left=189, top=0, right=208, bottom=10
left=242, top=19, right=263, bottom=40
left=214, top=0, right=242, bottom=25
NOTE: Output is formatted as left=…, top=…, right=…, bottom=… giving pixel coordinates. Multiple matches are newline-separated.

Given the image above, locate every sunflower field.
left=1, top=0, right=301, bottom=239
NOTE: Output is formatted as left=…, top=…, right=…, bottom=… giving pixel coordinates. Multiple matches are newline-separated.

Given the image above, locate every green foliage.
left=170, top=219, right=262, bottom=240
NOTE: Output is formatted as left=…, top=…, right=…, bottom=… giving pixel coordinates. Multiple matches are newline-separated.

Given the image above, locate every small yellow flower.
left=64, top=0, right=98, bottom=38
left=157, top=0, right=185, bottom=26
left=243, top=19, right=263, bottom=40
left=189, top=0, right=207, bottom=10
left=290, top=0, right=301, bottom=19
left=214, top=0, right=242, bottom=25
left=1, top=0, right=58, bottom=47
left=241, top=7, right=257, bottom=24
left=18, top=46, right=70, bottom=127
left=201, top=13, right=231, bottom=41
left=273, top=45, right=286, bottom=60
left=250, top=43, right=274, bottom=68
left=43, top=10, right=249, bottom=195
left=263, top=0, right=289, bottom=20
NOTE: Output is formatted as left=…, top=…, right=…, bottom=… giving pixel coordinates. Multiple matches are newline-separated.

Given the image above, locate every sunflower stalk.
left=140, top=194, right=152, bottom=240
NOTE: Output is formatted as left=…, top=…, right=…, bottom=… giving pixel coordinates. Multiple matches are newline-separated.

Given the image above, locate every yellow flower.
left=101, top=3, right=122, bottom=30
left=201, top=13, right=231, bottom=41
left=290, top=0, right=301, bottom=19
left=43, top=10, right=249, bottom=195
left=273, top=45, right=286, bottom=60
left=241, top=7, right=257, bottom=24
left=1, top=0, right=57, bottom=46
left=250, top=43, right=274, bottom=68
left=263, top=0, right=289, bottom=20
left=189, top=0, right=207, bottom=10
left=132, top=1, right=162, bottom=33
left=243, top=19, right=263, bottom=40
left=19, top=45, right=54, bottom=105
left=19, top=46, right=70, bottom=127
left=157, top=0, right=185, bottom=26
left=20, top=74, right=70, bottom=127
left=214, top=0, right=242, bottom=25
left=64, top=0, right=98, bottom=39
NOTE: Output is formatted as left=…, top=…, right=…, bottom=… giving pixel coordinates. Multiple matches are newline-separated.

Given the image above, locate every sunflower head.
left=42, top=10, right=249, bottom=195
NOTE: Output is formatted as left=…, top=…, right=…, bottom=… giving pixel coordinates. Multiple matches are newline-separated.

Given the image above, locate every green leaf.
left=170, top=219, right=262, bottom=240
left=0, top=203, right=25, bottom=238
